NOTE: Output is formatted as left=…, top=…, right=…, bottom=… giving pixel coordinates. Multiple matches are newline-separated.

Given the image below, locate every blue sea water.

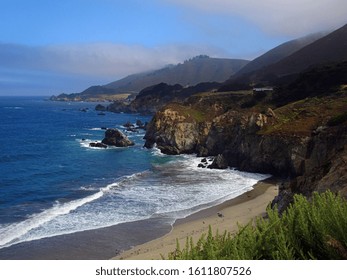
left=0, top=96, right=269, bottom=250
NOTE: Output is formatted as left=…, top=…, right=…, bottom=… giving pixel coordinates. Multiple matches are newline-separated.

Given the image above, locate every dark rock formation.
left=198, top=158, right=209, bottom=168
left=95, top=104, right=107, bottom=111
left=102, top=129, right=135, bottom=147
left=79, top=108, right=89, bottom=112
left=89, top=142, right=107, bottom=149
left=121, top=120, right=148, bottom=133
left=123, top=121, right=134, bottom=128
left=135, top=120, right=148, bottom=130
left=208, top=154, right=228, bottom=169
left=106, top=100, right=133, bottom=113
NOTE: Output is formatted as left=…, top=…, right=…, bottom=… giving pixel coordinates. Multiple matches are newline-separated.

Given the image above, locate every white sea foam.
left=80, top=186, right=98, bottom=191
left=78, top=139, right=109, bottom=150
left=0, top=154, right=270, bottom=249
left=78, top=139, right=98, bottom=148
left=150, top=144, right=166, bottom=157
left=0, top=182, right=120, bottom=249
left=149, top=155, right=270, bottom=218
left=3, top=106, right=23, bottom=110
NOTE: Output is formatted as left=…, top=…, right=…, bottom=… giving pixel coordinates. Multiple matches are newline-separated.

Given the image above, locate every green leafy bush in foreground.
left=168, top=191, right=347, bottom=260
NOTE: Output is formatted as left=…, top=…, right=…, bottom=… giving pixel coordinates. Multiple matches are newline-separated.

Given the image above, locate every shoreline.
left=0, top=178, right=278, bottom=260
left=113, top=177, right=279, bottom=260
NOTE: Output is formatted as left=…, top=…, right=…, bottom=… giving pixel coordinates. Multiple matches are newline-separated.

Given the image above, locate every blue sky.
left=1, top=0, right=346, bottom=95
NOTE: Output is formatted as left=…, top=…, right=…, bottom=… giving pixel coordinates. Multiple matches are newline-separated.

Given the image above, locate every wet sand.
left=0, top=217, right=171, bottom=260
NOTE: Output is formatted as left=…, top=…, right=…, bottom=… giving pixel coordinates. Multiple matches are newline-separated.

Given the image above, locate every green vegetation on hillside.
left=165, top=103, right=208, bottom=122
left=168, top=191, right=347, bottom=260
left=327, top=111, right=347, bottom=126
left=259, top=93, right=347, bottom=136
left=271, top=61, right=347, bottom=106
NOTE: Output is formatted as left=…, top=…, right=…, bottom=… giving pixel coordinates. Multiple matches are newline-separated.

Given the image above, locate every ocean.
left=0, top=96, right=269, bottom=258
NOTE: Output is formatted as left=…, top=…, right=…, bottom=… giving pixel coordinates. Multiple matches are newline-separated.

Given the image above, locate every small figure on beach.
left=217, top=212, right=224, bottom=218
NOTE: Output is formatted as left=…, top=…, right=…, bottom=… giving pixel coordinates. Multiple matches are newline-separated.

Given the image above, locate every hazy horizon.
left=1, top=0, right=346, bottom=96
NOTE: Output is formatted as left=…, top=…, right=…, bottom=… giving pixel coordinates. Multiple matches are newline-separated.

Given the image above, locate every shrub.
left=168, top=191, right=347, bottom=260
left=327, top=112, right=347, bottom=126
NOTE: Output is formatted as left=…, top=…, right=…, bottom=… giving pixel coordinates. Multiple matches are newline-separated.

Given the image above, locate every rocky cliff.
left=144, top=82, right=347, bottom=210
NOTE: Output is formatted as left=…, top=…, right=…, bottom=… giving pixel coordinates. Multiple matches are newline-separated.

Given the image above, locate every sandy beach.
left=113, top=178, right=279, bottom=260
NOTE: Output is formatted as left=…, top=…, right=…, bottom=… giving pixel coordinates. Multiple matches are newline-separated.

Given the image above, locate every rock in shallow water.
left=207, top=154, right=228, bottom=169
left=102, top=128, right=135, bottom=147
left=89, top=142, right=108, bottom=149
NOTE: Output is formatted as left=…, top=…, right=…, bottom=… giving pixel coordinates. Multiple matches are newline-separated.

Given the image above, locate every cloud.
left=0, top=42, right=228, bottom=95
left=164, top=0, right=347, bottom=37
left=0, top=42, right=227, bottom=80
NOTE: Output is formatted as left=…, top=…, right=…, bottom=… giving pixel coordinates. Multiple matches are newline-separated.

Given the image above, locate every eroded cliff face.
left=290, top=125, right=347, bottom=196
left=145, top=107, right=308, bottom=176
left=144, top=106, right=210, bottom=154
left=144, top=92, right=347, bottom=208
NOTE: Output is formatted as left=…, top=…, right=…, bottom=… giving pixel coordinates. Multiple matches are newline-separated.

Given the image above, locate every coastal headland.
left=2, top=23, right=346, bottom=261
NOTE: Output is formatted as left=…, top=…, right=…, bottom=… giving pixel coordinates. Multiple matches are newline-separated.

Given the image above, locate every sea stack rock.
left=208, top=154, right=228, bottom=169
left=95, top=104, right=107, bottom=111
left=102, top=128, right=135, bottom=147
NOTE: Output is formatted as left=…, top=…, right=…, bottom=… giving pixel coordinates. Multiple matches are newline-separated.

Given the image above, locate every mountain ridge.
left=51, top=55, right=249, bottom=101
left=234, top=32, right=327, bottom=76
left=227, top=24, right=347, bottom=86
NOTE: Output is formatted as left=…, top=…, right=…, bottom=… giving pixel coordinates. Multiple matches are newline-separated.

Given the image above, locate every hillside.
left=105, top=55, right=248, bottom=91
left=105, top=25, right=346, bottom=114
left=51, top=55, right=249, bottom=101
left=221, top=23, right=347, bottom=89
left=235, top=32, right=326, bottom=76
left=105, top=82, right=221, bottom=115
left=259, top=23, right=347, bottom=79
